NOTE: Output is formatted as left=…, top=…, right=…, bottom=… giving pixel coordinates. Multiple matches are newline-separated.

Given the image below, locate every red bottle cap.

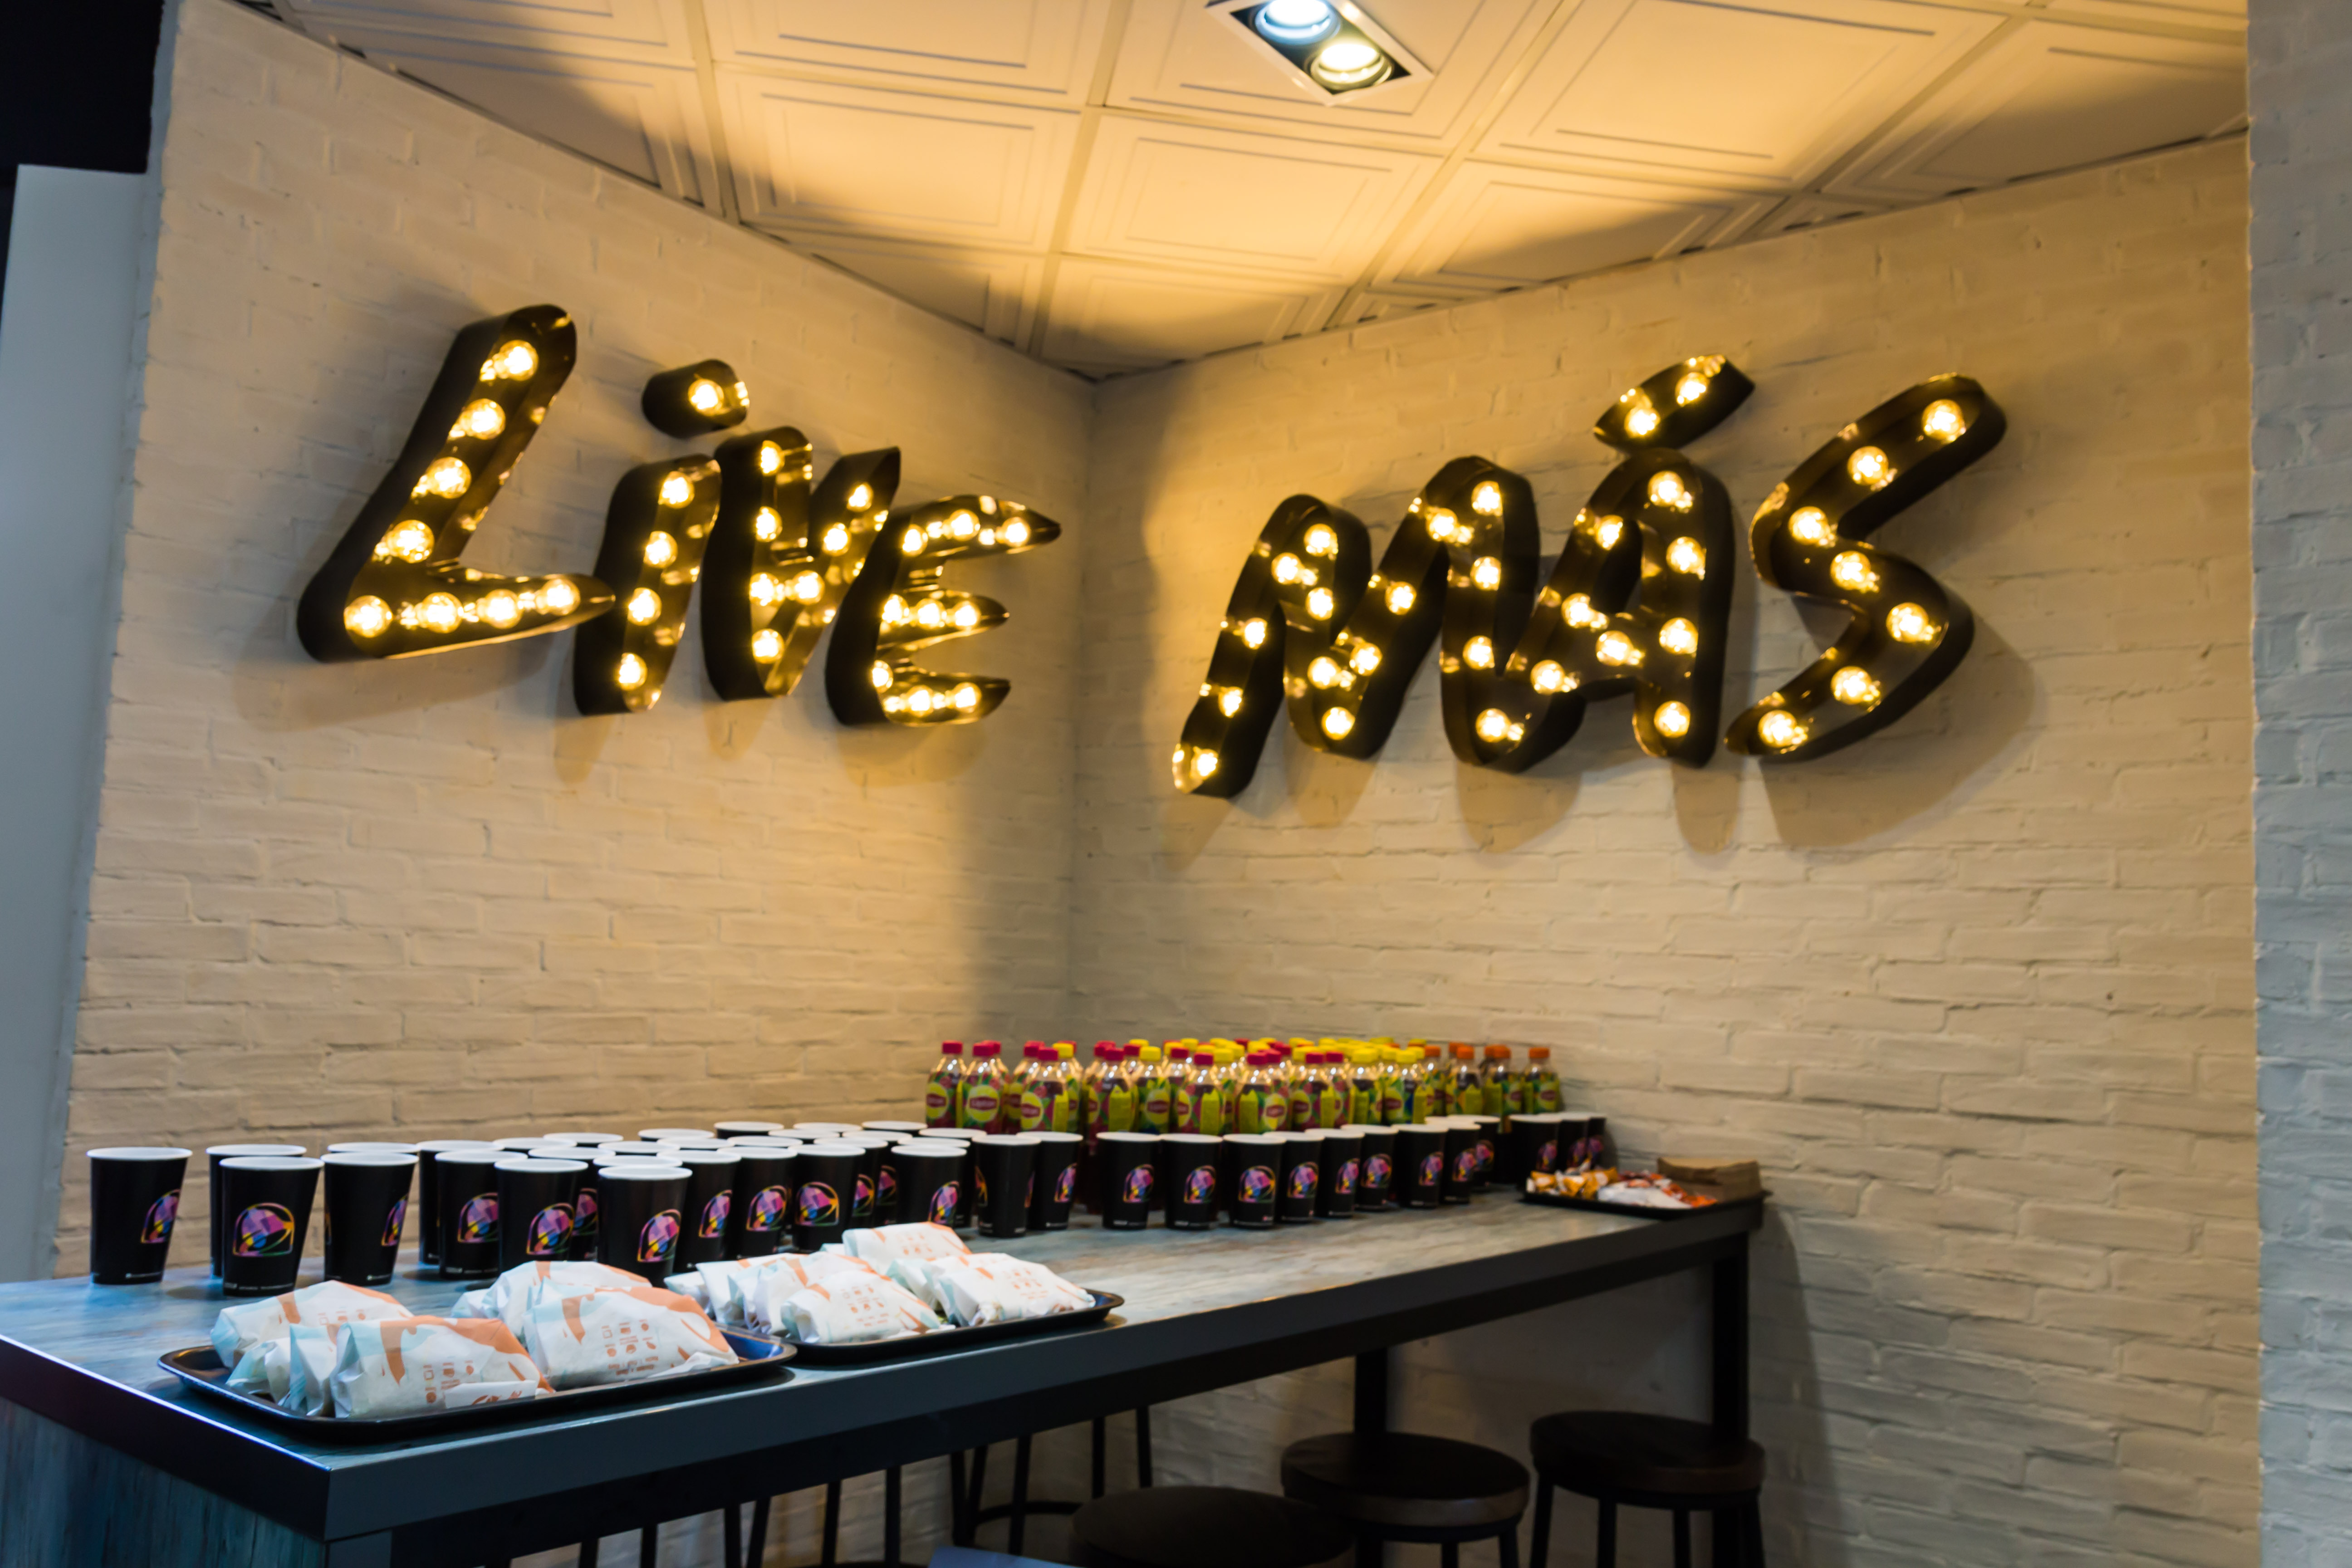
left=974, top=1041, right=1002, bottom=1057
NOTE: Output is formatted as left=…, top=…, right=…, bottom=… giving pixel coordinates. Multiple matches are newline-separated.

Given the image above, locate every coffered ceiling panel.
left=2043, top=0, right=2244, bottom=26
left=279, top=0, right=693, bottom=62
left=1386, top=164, right=1769, bottom=291
left=1479, top=0, right=2000, bottom=189
left=804, top=240, right=1043, bottom=344
left=699, top=0, right=1115, bottom=105
left=1042, top=260, right=1343, bottom=373
left=1069, top=119, right=1438, bottom=281
left=719, top=74, right=1078, bottom=247
left=1830, top=22, right=2245, bottom=201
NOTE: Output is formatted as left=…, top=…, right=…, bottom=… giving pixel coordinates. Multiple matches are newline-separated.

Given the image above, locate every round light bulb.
left=1660, top=618, right=1698, bottom=656
left=1306, top=587, right=1335, bottom=619
left=1648, top=471, right=1692, bottom=510
left=1321, top=706, right=1355, bottom=739
left=1385, top=582, right=1416, bottom=614
left=1675, top=373, right=1709, bottom=406
left=848, top=484, right=873, bottom=511
left=1305, top=523, right=1338, bottom=557
left=1350, top=644, right=1381, bottom=676
left=908, top=688, right=936, bottom=715
left=1310, top=38, right=1388, bottom=88
left=953, top=683, right=980, bottom=711
left=626, top=588, right=662, bottom=625
left=1886, top=603, right=1938, bottom=643
left=1309, top=656, right=1343, bottom=689
left=1471, top=480, right=1503, bottom=516
left=1830, top=551, right=1879, bottom=593
left=1832, top=665, right=1882, bottom=706
left=759, top=442, right=782, bottom=475
left=1463, top=636, right=1494, bottom=669
left=1240, top=618, right=1269, bottom=649
left=1002, top=519, right=1031, bottom=547
left=869, top=661, right=892, bottom=691
left=749, top=573, right=782, bottom=607
left=381, top=519, right=435, bottom=563
left=752, top=629, right=783, bottom=661
left=686, top=379, right=724, bottom=414
left=1192, top=747, right=1219, bottom=777
left=1847, top=447, right=1893, bottom=489
left=1256, top=0, right=1338, bottom=43
left=821, top=524, right=850, bottom=554
left=419, top=593, right=462, bottom=634
left=1565, top=594, right=1602, bottom=629
left=415, top=457, right=470, bottom=500
left=344, top=596, right=392, bottom=638
left=881, top=595, right=907, bottom=625
left=950, top=510, right=978, bottom=539
left=616, top=653, right=647, bottom=690
left=1596, top=630, right=1639, bottom=666
left=1758, top=710, right=1807, bottom=751
left=1594, top=516, right=1625, bottom=551
left=1273, top=554, right=1302, bottom=584
left=1789, top=508, right=1835, bottom=546
left=1654, top=701, right=1692, bottom=738
left=1471, top=557, right=1502, bottom=590
left=542, top=578, right=581, bottom=616
left=916, top=600, right=945, bottom=629
left=489, top=341, right=536, bottom=380
left=480, top=590, right=520, bottom=629
left=1625, top=402, right=1661, bottom=438
left=902, top=526, right=926, bottom=554
left=952, top=602, right=979, bottom=628
left=1921, top=400, right=1967, bottom=441
left=1219, top=687, right=1244, bottom=717
left=452, top=399, right=505, bottom=440
left=794, top=572, right=824, bottom=603
left=644, top=530, right=678, bottom=567
left=1666, top=537, right=1705, bottom=576
left=658, top=472, right=695, bottom=508
left=1426, top=510, right=1457, bottom=542
left=1475, top=708, right=1510, bottom=742
left=1530, top=660, right=1568, bottom=694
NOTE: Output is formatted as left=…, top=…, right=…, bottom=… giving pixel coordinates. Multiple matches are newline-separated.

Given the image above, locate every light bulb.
left=1832, top=665, right=1882, bottom=706
left=1830, top=551, right=1879, bottom=593
left=1531, top=660, right=1568, bottom=694
left=953, top=683, right=980, bottom=711
left=1309, top=656, right=1343, bottom=689
left=848, top=484, right=872, bottom=510
left=1654, top=701, right=1691, bottom=738
left=1666, top=537, right=1705, bottom=576
left=1307, top=587, right=1335, bottom=619
left=1565, top=594, right=1602, bottom=629
left=1921, top=399, right=1967, bottom=441
left=1660, top=618, right=1698, bottom=656
left=1594, top=516, right=1624, bottom=551
left=1219, top=687, right=1244, bottom=717
left=1273, top=554, right=1302, bottom=584
left=795, top=572, right=824, bottom=603
left=480, top=590, right=520, bottom=629
left=1464, top=636, right=1494, bottom=669
left=419, top=593, right=462, bottom=634
left=415, top=457, right=470, bottom=500
left=821, top=524, right=850, bottom=554
left=1350, top=644, right=1381, bottom=675
left=490, top=341, right=536, bottom=379
left=1471, top=480, right=1503, bottom=516
left=452, top=399, right=505, bottom=440
left=908, top=688, right=936, bottom=715
left=752, top=629, right=783, bottom=660
left=1240, top=618, right=1269, bottom=649
left=344, top=596, right=392, bottom=638
left=980, top=496, right=998, bottom=514
left=1596, top=630, right=1640, bottom=666
left=1003, top=519, right=1031, bottom=547
left=1789, top=508, right=1835, bottom=546
left=1256, top=0, right=1338, bottom=44
left=759, top=442, right=782, bottom=475
left=1193, top=747, right=1219, bottom=777
left=542, top=578, right=581, bottom=616
left=1426, top=510, right=1457, bottom=542
left=644, top=530, right=678, bottom=567
left=870, top=660, right=892, bottom=691
left=1886, top=603, right=1938, bottom=643
left=902, top=526, right=926, bottom=555
left=1476, top=709, right=1510, bottom=742
left=1675, top=373, right=1709, bottom=406
left=1758, top=710, right=1807, bottom=751
left=1310, top=38, right=1388, bottom=88
left=380, top=519, right=434, bottom=563
left=916, top=600, right=945, bottom=629
left=686, top=379, right=723, bottom=415
left=1471, top=557, right=1502, bottom=590
left=1385, top=582, right=1416, bottom=614
left=1847, top=447, right=1893, bottom=489
left=952, top=603, right=979, bottom=628
left=1321, top=706, right=1355, bottom=739
left=745, top=509, right=777, bottom=544
left=749, top=573, right=783, bottom=607
left=1305, top=523, right=1338, bottom=556
left=659, top=472, right=694, bottom=508
left=882, top=595, right=907, bottom=624
left=626, top=588, right=662, bottom=625
left=1648, top=471, right=1692, bottom=510
left=950, top=511, right=978, bottom=539
left=617, top=653, right=647, bottom=690
left=1625, top=402, right=1660, bottom=438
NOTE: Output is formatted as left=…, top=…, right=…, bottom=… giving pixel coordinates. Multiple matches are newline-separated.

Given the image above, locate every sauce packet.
left=327, top=1316, right=549, bottom=1419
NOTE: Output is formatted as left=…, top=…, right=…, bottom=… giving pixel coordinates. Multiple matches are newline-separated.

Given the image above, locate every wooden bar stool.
left=1279, top=1432, right=1528, bottom=1568
left=1070, top=1485, right=1352, bottom=1568
left=1526, top=1412, right=1766, bottom=1568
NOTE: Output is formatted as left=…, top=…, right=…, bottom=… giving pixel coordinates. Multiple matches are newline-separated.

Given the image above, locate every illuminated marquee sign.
left=296, top=305, right=1058, bottom=727
left=1172, top=357, right=2004, bottom=795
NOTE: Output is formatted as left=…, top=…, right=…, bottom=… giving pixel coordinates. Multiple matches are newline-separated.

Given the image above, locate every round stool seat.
left=1281, top=1432, right=1530, bottom=1531
left=1529, top=1412, right=1764, bottom=1502
left=1071, top=1485, right=1352, bottom=1568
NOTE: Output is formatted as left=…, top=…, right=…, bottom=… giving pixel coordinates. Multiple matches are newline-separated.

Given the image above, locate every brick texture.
left=2249, top=0, right=2352, bottom=1563
left=1073, top=142, right=2258, bottom=1567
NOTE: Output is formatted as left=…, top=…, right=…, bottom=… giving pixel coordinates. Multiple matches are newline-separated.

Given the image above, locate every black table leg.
left=638, top=1524, right=658, bottom=1568
left=884, top=1464, right=903, bottom=1568
left=1009, top=1435, right=1033, bottom=1555
left=745, top=1497, right=770, bottom=1568
left=724, top=1503, right=741, bottom=1568
left=822, top=1479, right=841, bottom=1566
left=1710, top=1243, right=1748, bottom=1441
left=1354, top=1346, right=1391, bottom=1435
left=1135, top=1407, right=1154, bottom=1487
left=1091, top=1416, right=1107, bottom=1498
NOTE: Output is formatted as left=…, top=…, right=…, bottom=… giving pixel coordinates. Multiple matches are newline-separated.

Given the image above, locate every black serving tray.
left=783, top=1289, right=1122, bottom=1366
left=158, top=1328, right=794, bottom=1441
left=1521, top=1186, right=1768, bottom=1220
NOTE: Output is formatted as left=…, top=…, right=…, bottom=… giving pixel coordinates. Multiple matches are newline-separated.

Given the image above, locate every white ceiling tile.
left=1478, top=0, right=2001, bottom=189
left=1107, top=0, right=1554, bottom=151
left=1829, top=21, right=2246, bottom=201
left=1384, top=163, right=1772, bottom=291
left=279, top=0, right=694, bottom=64
left=1068, top=117, right=1439, bottom=281
left=2042, top=0, right=2244, bottom=28
left=719, top=74, right=1078, bottom=248
left=700, top=0, right=1114, bottom=105
left=797, top=239, right=1044, bottom=343
left=1040, top=259, right=1343, bottom=371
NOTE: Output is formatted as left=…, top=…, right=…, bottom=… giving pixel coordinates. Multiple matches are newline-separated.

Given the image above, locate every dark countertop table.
left=0, top=1193, right=1759, bottom=1566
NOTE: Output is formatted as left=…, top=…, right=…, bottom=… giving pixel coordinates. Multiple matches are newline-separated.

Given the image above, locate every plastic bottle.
left=960, top=1041, right=1008, bottom=1133
left=1347, top=1047, right=1381, bottom=1126
left=1167, top=1049, right=1200, bottom=1133
left=1192, top=1051, right=1232, bottom=1136
left=1527, top=1046, right=1562, bottom=1113
left=1137, top=1045, right=1173, bottom=1133
left=1315, top=1051, right=1350, bottom=1130
left=1392, top=1046, right=1425, bottom=1124
left=1482, top=1044, right=1517, bottom=1120
left=1287, top=1049, right=1320, bottom=1132
left=1236, top=1051, right=1292, bottom=1134
left=1013, top=1042, right=1050, bottom=1132
left=924, top=1042, right=965, bottom=1128
left=1450, top=1044, right=1484, bottom=1118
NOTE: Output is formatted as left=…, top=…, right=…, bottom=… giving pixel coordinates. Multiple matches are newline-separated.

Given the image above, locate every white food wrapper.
left=843, top=1223, right=969, bottom=1269
left=1596, top=1183, right=1688, bottom=1210
left=210, top=1279, right=405, bottom=1368
left=683, top=1256, right=814, bottom=1328
left=521, top=1285, right=740, bottom=1390
left=452, top=1260, right=646, bottom=1344
left=930, top=1257, right=1094, bottom=1328
left=774, top=1274, right=942, bottom=1345
left=328, top=1316, right=549, bottom=1419
left=664, top=1273, right=713, bottom=1313
left=739, top=1254, right=883, bottom=1338
left=281, top=1321, right=340, bottom=1417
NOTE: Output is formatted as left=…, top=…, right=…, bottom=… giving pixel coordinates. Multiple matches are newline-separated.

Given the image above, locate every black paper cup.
left=714, top=1121, right=785, bottom=1138
left=412, top=1139, right=492, bottom=1266
left=790, top=1142, right=865, bottom=1250
left=837, top=1137, right=895, bottom=1226
left=219, top=1156, right=323, bottom=1296
left=1507, top=1114, right=1563, bottom=1182
left=206, top=1143, right=304, bottom=1276
left=1026, top=1131, right=1083, bottom=1230
left=1396, top=1125, right=1447, bottom=1209
left=1275, top=1134, right=1321, bottom=1223
left=596, top=1162, right=691, bottom=1281
left=1096, top=1133, right=1160, bottom=1230
left=89, top=1147, right=191, bottom=1285
left=322, top=1152, right=415, bottom=1286
left=971, top=1135, right=1039, bottom=1240
left=1441, top=1121, right=1479, bottom=1203
left=671, top=1150, right=741, bottom=1267
left=888, top=1143, right=963, bottom=1229
left=1344, top=1125, right=1397, bottom=1210
left=1462, top=1115, right=1501, bottom=1188
left=1158, top=1134, right=1222, bottom=1230
left=1559, top=1116, right=1599, bottom=1169
left=569, top=1161, right=603, bottom=1261
left=431, top=1149, right=505, bottom=1279
left=730, top=1146, right=797, bottom=1257
left=1313, top=1131, right=1363, bottom=1219
left=494, top=1157, right=587, bottom=1270
left=496, top=1137, right=559, bottom=1156
left=639, top=1127, right=713, bottom=1142
left=1222, top=1136, right=1281, bottom=1227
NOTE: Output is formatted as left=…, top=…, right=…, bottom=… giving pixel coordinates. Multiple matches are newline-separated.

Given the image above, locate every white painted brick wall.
left=1073, top=142, right=2258, bottom=1567
left=2249, top=0, right=2352, bottom=1563
left=54, top=0, right=1091, bottom=1274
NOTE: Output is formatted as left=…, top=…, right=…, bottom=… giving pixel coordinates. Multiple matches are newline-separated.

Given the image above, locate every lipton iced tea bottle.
left=1482, top=1045, right=1516, bottom=1120
left=1527, top=1046, right=1562, bottom=1112
left=1287, top=1049, right=1319, bottom=1132
left=1449, top=1044, right=1483, bottom=1117
left=960, top=1041, right=1008, bottom=1132
left=1315, top=1052, right=1349, bottom=1130
left=1168, top=1049, right=1200, bottom=1133
left=1013, top=1042, right=1047, bottom=1132
left=1237, top=1051, right=1289, bottom=1134
left=925, top=1042, right=965, bottom=1127
left=1137, top=1045, right=1173, bottom=1133
left=1391, top=1046, right=1423, bottom=1123
left=1051, top=1043, right=1080, bottom=1132
left=1192, top=1051, right=1230, bottom=1135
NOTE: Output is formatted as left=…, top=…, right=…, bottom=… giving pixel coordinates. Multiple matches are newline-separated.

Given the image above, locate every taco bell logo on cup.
left=1365, top=1154, right=1392, bottom=1188
left=1418, top=1153, right=1443, bottom=1188
left=1336, top=1159, right=1359, bottom=1195
left=698, top=1191, right=732, bottom=1238
left=380, top=1196, right=408, bottom=1249
left=975, top=1169, right=990, bottom=1207
left=926, top=1182, right=960, bottom=1225
left=233, top=1202, right=297, bottom=1257
left=1119, top=1164, right=1156, bottom=1205
left=878, top=1167, right=899, bottom=1210
left=637, top=1209, right=682, bottom=1263
left=526, top=1203, right=573, bottom=1257
left=1538, top=1139, right=1558, bottom=1171
left=1452, top=1148, right=1478, bottom=1184
left=140, top=1191, right=180, bottom=1245
left=853, top=1173, right=875, bottom=1215
left=745, top=1185, right=788, bottom=1232
left=1182, top=1165, right=1217, bottom=1205
left=1240, top=1165, right=1275, bottom=1205
left=1286, top=1161, right=1318, bottom=1200
left=1054, top=1164, right=1076, bottom=1204
left=456, top=1193, right=499, bottom=1243
left=798, top=1182, right=841, bottom=1227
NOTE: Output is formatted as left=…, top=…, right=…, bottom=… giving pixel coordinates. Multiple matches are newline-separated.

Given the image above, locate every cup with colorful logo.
left=218, top=1155, right=323, bottom=1296
left=1311, top=1129, right=1362, bottom=1219
left=1395, top=1124, right=1447, bottom=1209
left=1157, top=1133, right=1222, bottom=1230
left=1221, top=1135, right=1281, bottom=1228
left=594, top=1161, right=691, bottom=1281
left=1274, top=1134, right=1322, bottom=1224
left=886, top=1142, right=963, bottom=1232
left=493, top=1156, right=586, bottom=1272
left=1344, top=1124, right=1397, bottom=1210
left=204, top=1143, right=304, bottom=1276
left=88, top=1147, right=192, bottom=1285
left=1026, top=1131, right=1083, bottom=1232
left=431, top=1149, right=505, bottom=1280
left=322, top=1151, right=416, bottom=1286
left=1096, top=1132, right=1160, bottom=1230
left=1439, top=1120, right=1479, bottom=1205
left=662, top=1149, right=741, bottom=1268
left=788, top=1142, right=865, bottom=1252
left=727, top=1143, right=798, bottom=1258
left=971, top=1134, right=1040, bottom=1240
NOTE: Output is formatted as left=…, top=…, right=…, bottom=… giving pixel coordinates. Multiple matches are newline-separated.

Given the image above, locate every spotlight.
left=1255, top=0, right=1338, bottom=44
left=1234, top=3, right=1408, bottom=97
left=1310, top=38, right=1391, bottom=89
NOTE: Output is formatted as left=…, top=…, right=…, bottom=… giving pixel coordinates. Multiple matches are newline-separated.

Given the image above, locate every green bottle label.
left=1142, top=1088, right=1171, bottom=1132
left=1537, top=1078, right=1560, bottom=1112
left=924, top=1083, right=952, bottom=1125
left=1199, top=1093, right=1228, bottom=1137
left=1288, top=1086, right=1315, bottom=1130
left=961, top=1084, right=1000, bottom=1128
left=1105, top=1087, right=1137, bottom=1132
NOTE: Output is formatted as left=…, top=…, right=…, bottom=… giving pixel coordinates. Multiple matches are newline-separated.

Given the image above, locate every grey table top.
left=0, top=1193, right=1758, bottom=1545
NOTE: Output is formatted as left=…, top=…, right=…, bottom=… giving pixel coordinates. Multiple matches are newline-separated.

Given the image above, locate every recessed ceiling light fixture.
left=1229, top=1, right=1413, bottom=98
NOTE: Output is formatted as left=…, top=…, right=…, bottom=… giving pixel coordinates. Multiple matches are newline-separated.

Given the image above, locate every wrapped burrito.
left=211, top=1279, right=405, bottom=1368
left=223, top=1319, right=339, bottom=1416
left=928, top=1257, right=1093, bottom=1328
left=737, top=1253, right=884, bottom=1337
left=843, top=1222, right=970, bottom=1268
left=771, top=1274, right=942, bottom=1345
left=519, top=1285, right=739, bottom=1390
left=328, top=1316, right=549, bottom=1419
left=452, top=1260, right=645, bottom=1343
